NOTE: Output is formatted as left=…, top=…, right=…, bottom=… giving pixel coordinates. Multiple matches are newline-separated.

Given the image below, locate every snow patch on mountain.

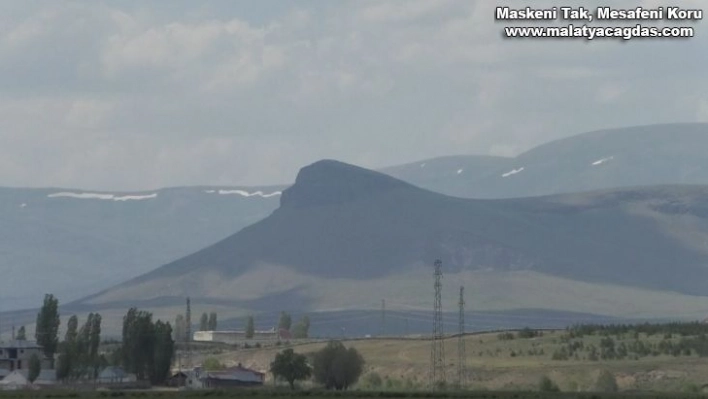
left=113, top=194, right=158, bottom=201
left=48, top=192, right=157, bottom=201
left=592, top=156, right=614, bottom=166
left=205, top=189, right=282, bottom=198
left=502, top=167, right=525, bottom=177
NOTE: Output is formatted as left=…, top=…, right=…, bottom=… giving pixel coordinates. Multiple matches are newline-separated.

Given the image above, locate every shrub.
left=538, top=376, right=560, bottom=392
left=312, top=341, right=365, bottom=390
left=594, top=369, right=618, bottom=393
left=361, top=372, right=383, bottom=389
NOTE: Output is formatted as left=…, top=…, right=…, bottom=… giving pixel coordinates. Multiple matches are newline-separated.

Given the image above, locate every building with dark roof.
left=197, top=364, right=265, bottom=388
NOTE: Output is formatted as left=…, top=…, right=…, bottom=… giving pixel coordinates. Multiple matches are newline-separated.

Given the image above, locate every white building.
left=193, top=327, right=291, bottom=345
left=0, top=341, right=51, bottom=372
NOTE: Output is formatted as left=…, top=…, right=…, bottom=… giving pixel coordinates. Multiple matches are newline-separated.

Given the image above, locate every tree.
left=594, top=369, right=618, bottom=392
left=121, top=308, right=155, bottom=381
left=120, top=308, right=174, bottom=384
left=28, top=354, right=41, bottom=383
left=89, top=313, right=102, bottom=376
left=245, top=315, right=255, bottom=339
left=208, top=312, right=217, bottom=331
left=312, top=341, right=364, bottom=390
left=151, top=320, right=174, bottom=385
left=292, top=316, right=311, bottom=339
left=66, top=316, right=78, bottom=343
left=200, top=312, right=209, bottom=331
left=35, top=294, right=60, bottom=365
left=278, top=311, right=292, bottom=332
left=174, top=314, right=186, bottom=342
left=16, top=326, right=26, bottom=341
left=76, top=313, right=103, bottom=379
left=270, top=348, right=312, bottom=390
left=56, top=315, right=79, bottom=380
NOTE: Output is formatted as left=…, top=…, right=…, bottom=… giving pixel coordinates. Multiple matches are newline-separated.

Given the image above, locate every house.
left=167, top=371, right=187, bottom=387
left=97, top=366, right=137, bottom=384
left=184, top=364, right=264, bottom=389
left=0, top=341, right=51, bottom=372
left=199, top=364, right=265, bottom=388
left=184, top=367, right=203, bottom=389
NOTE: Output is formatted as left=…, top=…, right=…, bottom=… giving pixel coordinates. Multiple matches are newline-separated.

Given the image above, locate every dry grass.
left=190, top=331, right=708, bottom=393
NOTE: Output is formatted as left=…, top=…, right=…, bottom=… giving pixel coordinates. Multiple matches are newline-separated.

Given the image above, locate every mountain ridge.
left=383, top=123, right=708, bottom=198
left=78, top=159, right=708, bottom=322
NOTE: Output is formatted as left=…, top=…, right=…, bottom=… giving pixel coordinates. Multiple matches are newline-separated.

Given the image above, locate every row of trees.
left=278, top=311, right=311, bottom=339
left=242, top=312, right=311, bottom=339
left=270, top=341, right=364, bottom=390
left=33, top=294, right=106, bottom=381
left=33, top=294, right=175, bottom=385
left=117, top=308, right=175, bottom=384
left=56, top=313, right=104, bottom=380
left=566, top=322, right=708, bottom=338
left=173, top=311, right=219, bottom=341
left=552, top=335, right=708, bottom=361
left=200, top=312, right=217, bottom=331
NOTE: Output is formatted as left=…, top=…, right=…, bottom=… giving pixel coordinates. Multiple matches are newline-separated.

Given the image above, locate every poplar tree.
left=35, top=294, right=60, bottom=366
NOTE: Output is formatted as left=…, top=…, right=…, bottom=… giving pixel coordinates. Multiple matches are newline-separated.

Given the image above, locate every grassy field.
left=189, top=329, right=708, bottom=394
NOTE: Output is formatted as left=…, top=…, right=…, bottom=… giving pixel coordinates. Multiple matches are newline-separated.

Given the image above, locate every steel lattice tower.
left=457, top=286, right=467, bottom=388
left=430, top=260, right=446, bottom=390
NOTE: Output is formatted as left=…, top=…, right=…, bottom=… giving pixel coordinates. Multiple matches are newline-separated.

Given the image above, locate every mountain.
left=0, top=185, right=283, bottom=310
left=76, top=160, right=708, bottom=329
left=5, top=122, right=708, bottom=314
left=382, top=123, right=708, bottom=198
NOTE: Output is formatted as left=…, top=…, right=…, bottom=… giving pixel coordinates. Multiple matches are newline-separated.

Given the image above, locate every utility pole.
left=457, top=286, right=467, bottom=388
left=429, top=260, right=446, bottom=390
left=185, top=297, right=192, bottom=370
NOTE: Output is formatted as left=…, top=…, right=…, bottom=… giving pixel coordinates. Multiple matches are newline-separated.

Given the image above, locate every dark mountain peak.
left=280, top=159, right=415, bottom=208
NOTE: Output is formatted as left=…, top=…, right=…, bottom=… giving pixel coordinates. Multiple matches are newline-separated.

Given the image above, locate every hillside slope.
left=0, top=185, right=282, bottom=309
left=78, top=160, right=708, bottom=321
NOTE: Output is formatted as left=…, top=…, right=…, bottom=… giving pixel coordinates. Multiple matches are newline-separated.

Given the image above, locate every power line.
left=429, top=259, right=445, bottom=390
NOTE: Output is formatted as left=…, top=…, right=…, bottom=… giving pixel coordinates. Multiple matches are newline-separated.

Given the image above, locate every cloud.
left=0, top=1, right=706, bottom=189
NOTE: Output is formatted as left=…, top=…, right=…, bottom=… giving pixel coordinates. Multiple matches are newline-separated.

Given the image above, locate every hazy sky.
left=0, top=0, right=706, bottom=190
